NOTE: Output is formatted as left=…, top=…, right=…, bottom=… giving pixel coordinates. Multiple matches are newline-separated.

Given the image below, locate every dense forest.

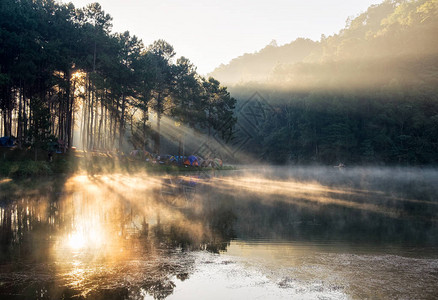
left=2, top=0, right=438, bottom=165
left=0, top=0, right=235, bottom=156
left=212, top=0, right=438, bottom=165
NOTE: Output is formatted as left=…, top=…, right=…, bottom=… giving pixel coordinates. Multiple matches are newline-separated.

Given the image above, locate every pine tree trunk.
left=89, top=88, right=94, bottom=149
left=98, top=99, right=103, bottom=149
left=67, top=78, right=75, bottom=149
left=17, top=85, right=23, bottom=148
left=113, top=97, right=119, bottom=149
left=155, top=93, right=161, bottom=155
left=119, top=92, right=126, bottom=150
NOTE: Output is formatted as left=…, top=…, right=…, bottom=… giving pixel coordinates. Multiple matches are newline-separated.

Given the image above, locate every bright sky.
left=66, top=0, right=382, bottom=75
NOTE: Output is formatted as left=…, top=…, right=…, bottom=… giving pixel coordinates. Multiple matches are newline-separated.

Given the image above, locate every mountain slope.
left=210, top=38, right=318, bottom=85
left=209, top=0, right=438, bottom=91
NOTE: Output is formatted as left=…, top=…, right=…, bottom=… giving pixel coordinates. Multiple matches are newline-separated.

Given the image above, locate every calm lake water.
left=0, top=167, right=437, bottom=299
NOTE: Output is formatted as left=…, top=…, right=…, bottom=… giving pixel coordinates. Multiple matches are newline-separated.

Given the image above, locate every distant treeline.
left=232, top=89, right=438, bottom=164
left=0, top=0, right=235, bottom=155
left=212, top=0, right=438, bottom=165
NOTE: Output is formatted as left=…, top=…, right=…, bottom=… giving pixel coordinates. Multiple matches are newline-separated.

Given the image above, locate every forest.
left=2, top=0, right=438, bottom=166
left=0, top=0, right=235, bottom=157
left=212, top=0, right=438, bottom=165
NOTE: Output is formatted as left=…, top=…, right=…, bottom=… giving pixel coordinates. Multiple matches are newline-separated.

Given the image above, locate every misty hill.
left=210, top=38, right=318, bottom=84
left=210, top=0, right=438, bottom=91
left=215, top=0, right=438, bottom=165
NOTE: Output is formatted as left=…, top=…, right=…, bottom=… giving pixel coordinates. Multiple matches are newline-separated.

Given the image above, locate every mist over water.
left=0, top=166, right=437, bottom=299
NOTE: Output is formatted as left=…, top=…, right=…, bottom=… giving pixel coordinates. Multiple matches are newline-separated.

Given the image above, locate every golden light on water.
left=68, top=231, right=86, bottom=250
left=34, top=169, right=434, bottom=300
left=0, top=167, right=436, bottom=299
left=54, top=173, right=193, bottom=260
left=53, top=171, right=429, bottom=262
left=66, top=225, right=106, bottom=250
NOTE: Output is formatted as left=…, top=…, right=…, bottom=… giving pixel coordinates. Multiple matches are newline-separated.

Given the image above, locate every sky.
left=66, top=0, right=382, bottom=75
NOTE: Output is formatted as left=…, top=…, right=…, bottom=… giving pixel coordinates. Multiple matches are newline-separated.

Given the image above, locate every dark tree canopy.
left=0, top=0, right=235, bottom=158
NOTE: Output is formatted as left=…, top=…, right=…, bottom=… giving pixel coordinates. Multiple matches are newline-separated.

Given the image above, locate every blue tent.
left=184, top=155, right=199, bottom=166
left=0, top=136, right=14, bottom=147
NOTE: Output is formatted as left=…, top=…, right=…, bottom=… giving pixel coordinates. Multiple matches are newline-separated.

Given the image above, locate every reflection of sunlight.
left=56, top=173, right=183, bottom=258
left=49, top=173, right=200, bottom=298
left=3, top=167, right=434, bottom=299
left=0, top=178, right=12, bottom=184
left=68, top=231, right=86, bottom=250
left=63, top=214, right=108, bottom=252
left=205, top=175, right=428, bottom=219
left=66, top=223, right=106, bottom=250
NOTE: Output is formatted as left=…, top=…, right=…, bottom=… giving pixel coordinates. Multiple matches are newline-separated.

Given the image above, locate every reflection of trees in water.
left=0, top=198, right=58, bottom=263
left=195, top=167, right=438, bottom=245
left=218, top=185, right=438, bottom=244
left=0, top=175, right=236, bottom=299
left=1, top=170, right=437, bottom=298
left=156, top=173, right=236, bottom=253
left=152, top=205, right=236, bottom=254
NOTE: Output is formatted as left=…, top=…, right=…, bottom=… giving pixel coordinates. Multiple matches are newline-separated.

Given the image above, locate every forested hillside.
left=211, top=0, right=438, bottom=89
left=211, top=38, right=319, bottom=85
left=212, top=0, right=438, bottom=165
left=0, top=0, right=235, bottom=156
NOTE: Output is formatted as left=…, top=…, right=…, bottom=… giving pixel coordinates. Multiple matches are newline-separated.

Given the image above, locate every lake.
left=0, top=167, right=437, bottom=299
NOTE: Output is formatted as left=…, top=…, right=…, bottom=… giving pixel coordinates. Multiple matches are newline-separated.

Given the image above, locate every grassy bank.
left=0, top=158, right=76, bottom=178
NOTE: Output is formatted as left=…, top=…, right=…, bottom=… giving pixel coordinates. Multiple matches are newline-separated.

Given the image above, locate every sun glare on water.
left=66, top=225, right=106, bottom=251
left=68, top=231, right=86, bottom=250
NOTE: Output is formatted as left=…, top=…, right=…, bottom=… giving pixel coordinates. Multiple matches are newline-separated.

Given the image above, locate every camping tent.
left=0, top=136, right=14, bottom=147
left=184, top=155, right=199, bottom=166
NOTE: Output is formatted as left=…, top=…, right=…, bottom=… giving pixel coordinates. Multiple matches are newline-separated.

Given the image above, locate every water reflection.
left=0, top=173, right=234, bottom=299
left=0, top=167, right=437, bottom=299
